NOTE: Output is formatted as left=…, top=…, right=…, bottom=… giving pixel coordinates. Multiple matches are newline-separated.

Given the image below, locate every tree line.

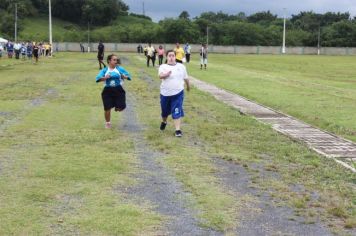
left=0, top=0, right=129, bottom=38
left=1, top=0, right=356, bottom=47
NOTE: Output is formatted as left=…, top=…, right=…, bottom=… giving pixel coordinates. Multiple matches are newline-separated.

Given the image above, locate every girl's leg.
left=104, top=109, right=111, bottom=128
left=104, top=110, right=111, bottom=122
left=173, top=118, right=181, bottom=131
left=160, top=116, right=168, bottom=130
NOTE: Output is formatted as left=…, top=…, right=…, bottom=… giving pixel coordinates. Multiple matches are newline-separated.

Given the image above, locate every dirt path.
left=133, top=67, right=336, bottom=235
left=120, top=95, right=221, bottom=236
left=213, top=157, right=332, bottom=235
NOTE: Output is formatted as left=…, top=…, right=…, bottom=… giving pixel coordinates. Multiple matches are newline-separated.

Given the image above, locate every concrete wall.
left=53, top=42, right=356, bottom=56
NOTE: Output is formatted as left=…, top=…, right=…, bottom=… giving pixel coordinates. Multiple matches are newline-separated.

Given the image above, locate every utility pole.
left=87, top=21, right=90, bottom=52
left=206, top=26, right=209, bottom=46
left=142, top=1, right=145, bottom=16
left=317, top=24, right=321, bottom=55
left=15, top=3, right=18, bottom=42
left=282, top=8, right=286, bottom=54
left=49, top=0, right=53, bottom=56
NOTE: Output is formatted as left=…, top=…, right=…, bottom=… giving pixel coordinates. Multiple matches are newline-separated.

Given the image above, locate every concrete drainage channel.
left=189, top=77, right=356, bottom=173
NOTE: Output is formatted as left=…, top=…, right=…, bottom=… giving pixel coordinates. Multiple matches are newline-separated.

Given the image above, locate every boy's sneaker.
left=175, top=130, right=183, bottom=137
left=105, top=122, right=112, bottom=129
left=160, top=122, right=167, bottom=131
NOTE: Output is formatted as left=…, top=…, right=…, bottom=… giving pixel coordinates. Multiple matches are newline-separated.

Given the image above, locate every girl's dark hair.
left=107, top=54, right=121, bottom=64
left=107, top=54, right=115, bottom=63
left=166, top=50, right=175, bottom=57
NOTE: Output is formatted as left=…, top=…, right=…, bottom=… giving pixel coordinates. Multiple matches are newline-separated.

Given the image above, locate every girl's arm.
left=184, top=78, right=190, bottom=91
left=159, top=71, right=171, bottom=80
left=118, top=66, right=132, bottom=80
left=95, top=69, right=110, bottom=83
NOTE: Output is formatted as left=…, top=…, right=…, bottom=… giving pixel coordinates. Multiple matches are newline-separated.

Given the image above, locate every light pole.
left=282, top=8, right=286, bottom=54
left=15, top=3, right=17, bottom=42
left=49, top=0, right=53, bottom=56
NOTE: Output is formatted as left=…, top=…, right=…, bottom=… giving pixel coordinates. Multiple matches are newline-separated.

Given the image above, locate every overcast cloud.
left=125, top=0, right=356, bottom=22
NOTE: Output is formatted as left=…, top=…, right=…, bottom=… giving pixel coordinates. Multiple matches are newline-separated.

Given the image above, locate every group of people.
left=142, top=43, right=166, bottom=67
left=139, top=42, right=208, bottom=69
left=0, top=41, right=50, bottom=63
left=96, top=44, right=191, bottom=137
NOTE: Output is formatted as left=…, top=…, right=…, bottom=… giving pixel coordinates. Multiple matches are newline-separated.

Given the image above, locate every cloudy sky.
left=125, top=0, right=356, bottom=22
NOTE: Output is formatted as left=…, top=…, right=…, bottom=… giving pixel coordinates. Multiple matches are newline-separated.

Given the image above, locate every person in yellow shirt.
left=146, top=43, right=156, bottom=67
left=174, top=43, right=185, bottom=63
left=44, top=43, right=50, bottom=56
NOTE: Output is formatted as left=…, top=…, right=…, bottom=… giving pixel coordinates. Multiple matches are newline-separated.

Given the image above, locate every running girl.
left=96, top=54, right=131, bottom=129
left=158, top=50, right=190, bottom=137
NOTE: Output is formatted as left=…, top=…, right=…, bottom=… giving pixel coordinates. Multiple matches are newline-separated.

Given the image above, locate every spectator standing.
left=20, top=43, right=27, bottom=60
left=6, top=42, right=14, bottom=58
left=97, top=40, right=106, bottom=70
left=80, top=43, right=85, bottom=53
left=157, top=45, right=165, bottom=65
left=39, top=42, right=45, bottom=57
left=174, top=43, right=185, bottom=63
left=143, top=45, right=148, bottom=56
left=137, top=44, right=142, bottom=54
left=146, top=43, right=155, bottom=67
left=33, top=43, right=40, bottom=63
left=14, top=42, right=21, bottom=59
left=200, top=43, right=208, bottom=70
left=184, top=43, right=191, bottom=63
left=27, top=42, right=33, bottom=60
left=0, top=44, right=3, bottom=59
left=45, top=43, right=50, bottom=56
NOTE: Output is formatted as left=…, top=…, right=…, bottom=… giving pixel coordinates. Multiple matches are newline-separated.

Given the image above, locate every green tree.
left=323, top=20, right=356, bottom=46
left=159, top=18, right=199, bottom=43
left=179, top=11, right=190, bottom=20
left=247, top=11, right=277, bottom=25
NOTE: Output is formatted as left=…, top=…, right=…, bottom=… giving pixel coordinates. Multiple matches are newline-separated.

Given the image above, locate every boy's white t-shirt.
left=158, top=63, right=188, bottom=96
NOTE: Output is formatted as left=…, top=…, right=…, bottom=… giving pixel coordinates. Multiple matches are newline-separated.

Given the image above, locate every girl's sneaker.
left=160, top=122, right=167, bottom=131
left=175, top=130, right=182, bottom=137
left=105, top=122, right=112, bottom=129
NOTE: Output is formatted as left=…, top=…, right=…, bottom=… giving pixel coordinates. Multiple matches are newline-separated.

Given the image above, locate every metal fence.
left=54, top=42, right=356, bottom=56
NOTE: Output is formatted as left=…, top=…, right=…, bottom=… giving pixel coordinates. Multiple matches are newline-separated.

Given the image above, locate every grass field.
left=187, top=54, right=356, bottom=142
left=0, top=53, right=355, bottom=235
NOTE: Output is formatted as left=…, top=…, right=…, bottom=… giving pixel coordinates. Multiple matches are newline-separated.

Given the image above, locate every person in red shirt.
left=157, top=45, right=165, bottom=65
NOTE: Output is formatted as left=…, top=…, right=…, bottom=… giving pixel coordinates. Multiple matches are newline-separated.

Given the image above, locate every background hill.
left=1, top=0, right=356, bottom=46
